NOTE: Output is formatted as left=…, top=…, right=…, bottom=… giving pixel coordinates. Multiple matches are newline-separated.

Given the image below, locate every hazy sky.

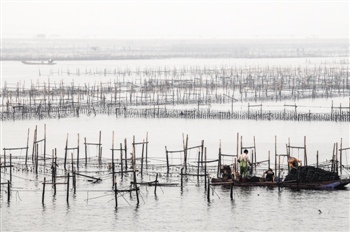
left=1, top=0, right=349, bottom=39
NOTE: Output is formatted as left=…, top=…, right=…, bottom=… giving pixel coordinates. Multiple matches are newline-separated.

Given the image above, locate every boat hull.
left=21, top=61, right=56, bottom=65
left=281, top=178, right=350, bottom=190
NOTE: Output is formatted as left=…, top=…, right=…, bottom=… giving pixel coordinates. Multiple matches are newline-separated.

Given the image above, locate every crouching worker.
left=288, top=156, right=302, bottom=174
left=263, top=168, right=274, bottom=182
left=238, top=149, right=251, bottom=180
left=220, top=165, right=233, bottom=180
left=288, top=157, right=302, bottom=169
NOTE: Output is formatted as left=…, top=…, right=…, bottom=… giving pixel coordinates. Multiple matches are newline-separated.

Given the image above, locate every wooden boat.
left=211, top=164, right=350, bottom=190
left=21, top=59, right=56, bottom=65
left=211, top=177, right=350, bottom=190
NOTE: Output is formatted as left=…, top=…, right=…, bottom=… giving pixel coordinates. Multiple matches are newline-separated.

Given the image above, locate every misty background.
left=1, top=1, right=349, bottom=60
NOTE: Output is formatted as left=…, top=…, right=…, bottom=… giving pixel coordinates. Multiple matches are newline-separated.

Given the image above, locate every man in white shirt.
left=238, top=149, right=251, bottom=179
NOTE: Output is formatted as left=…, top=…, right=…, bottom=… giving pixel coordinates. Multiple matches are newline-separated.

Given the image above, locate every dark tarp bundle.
left=284, top=166, right=339, bottom=183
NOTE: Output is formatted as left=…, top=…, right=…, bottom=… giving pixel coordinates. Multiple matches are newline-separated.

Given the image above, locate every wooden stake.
left=42, top=177, right=46, bottom=205
left=67, top=173, right=70, bottom=203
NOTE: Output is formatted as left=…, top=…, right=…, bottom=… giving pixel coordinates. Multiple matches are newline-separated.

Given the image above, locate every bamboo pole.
left=42, top=177, right=46, bottom=205
left=141, top=140, right=144, bottom=178
left=304, top=136, right=307, bottom=166
left=204, top=147, right=207, bottom=189
left=180, top=167, right=184, bottom=191
left=112, top=131, right=115, bottom=187
left=64, top=133, right=69, bottom=171
left=7, top=180, right=10, bottom=202
left=10, top=153, right=12, bottom=183
left=275, top=136, right=277, bottom=175
left=154, top=173, right=158, bottom=195
left=44, top=124, right=46, bottom=166
left=146, top=132, right=148, bottom=169
left=207, top=174, right=210, bottom=202
left=98, top=131, right=102, bottom=166
left=124, top=139, right=128, bottom=172
left=114, top=176, right=117, bottom=208
left=77, top=133, right=80, bottom=168
left=120, top=143, right=123, bottom=180
left=340, top=138, right=342, bottom=175
left=67, top=173, right=70, bottom=203
left=25, top=128, right=30, bottom=166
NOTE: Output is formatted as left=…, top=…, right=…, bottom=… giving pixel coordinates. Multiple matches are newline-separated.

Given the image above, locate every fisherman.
left=263, top=168, right=275, bottom=182
left=220, top=165, right=232, bottom=180
left=238, top=149, right=251, bottom=180
left=288, top=157, right=302, bottom=169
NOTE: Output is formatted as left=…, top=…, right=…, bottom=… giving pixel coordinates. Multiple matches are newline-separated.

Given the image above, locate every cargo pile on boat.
left=284, top=166, right=339, bottom=183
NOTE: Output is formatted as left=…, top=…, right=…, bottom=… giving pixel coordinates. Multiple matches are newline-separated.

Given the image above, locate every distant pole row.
left=1, top=65, right=349, bottom=121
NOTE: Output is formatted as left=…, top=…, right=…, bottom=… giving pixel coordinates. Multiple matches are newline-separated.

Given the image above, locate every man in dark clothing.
left=263, top=168, right=274, bottom=182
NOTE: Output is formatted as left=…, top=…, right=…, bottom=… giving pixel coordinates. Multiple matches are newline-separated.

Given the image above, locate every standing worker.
left=238, top=149, right=251, bottom=180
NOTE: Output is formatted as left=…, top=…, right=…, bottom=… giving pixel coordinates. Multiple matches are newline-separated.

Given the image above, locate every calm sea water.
left=1, top=58, right=349, bottom=231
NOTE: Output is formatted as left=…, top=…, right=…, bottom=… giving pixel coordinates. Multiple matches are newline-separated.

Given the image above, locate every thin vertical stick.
left=71, top=153, right=74, bottom=176
left=0, top=158, right=2, bottom=194
left=207, top=174, right=210, bottom=202
left=236, top=132, right=239, bottom=158
left=54, top=148, right=57, bottom=195
left=278, top=155, right=281, bottom=179
left=275, top=135, right=277, bottom=175
left=165, top=146, right=169, bottom=174
left=133, top=170, right=139, bottom=205
left=98, top=131, right=102, bottom=166
left=304, top=136, right=307, bottom=166
left=77, top=133, right=80, bottom=168
left=132, top=136, right=136, bottom=168
left=335, top=142, right=338, bottom=173
left=120, top=143, right=123, bottom=179
left=10, top=153, right=12, bottom=183
left=36, top=143, right=39, bottom=175
left=180, top=167, right=184, bottom=191
left=112, top=131, right=115, bottom=187
left=64, top=133, right=69, bottom=171
left=204, top=147, right=207, bottom=189
left=154, top=173, right=158, bottom=195
left=7, top=180, right=10, bottom=202
left=197, top=150, right=200, bottom=182
left=71, top=153, right=76, bottom=194
left=25, top=128, right=30, bottom=167
left=114, top=176, right=118, bottom=208
left=73, top=167, right=76, bottom=194
left=254, top=136, right=256, bottom=173
left=201, top=140, right=204, bottom=167
left=141, top=140, right=144, bottom=178
left=340, top=138, right=343, bottom=175
left=124, top=138, right=128, bottom=172
left=44, top=124, right=46, bottom=166
left=32, top=125, right=37, bottom=165
left=67, top=173, right=70, bottom=203
left=42, top=177, right=46, bottom=205
left=84, top=137, right=87, bottom=166
left=240, top=135, right=243, bottom=155
left=146, top=132, right=148, bottom=169
left=218, top=142, right=221, bottom=178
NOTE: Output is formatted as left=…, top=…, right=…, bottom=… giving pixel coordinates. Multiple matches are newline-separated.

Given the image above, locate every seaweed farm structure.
left=1, top=126, right=349, bottom=207
left=1, top=64, right=349, bottom=121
